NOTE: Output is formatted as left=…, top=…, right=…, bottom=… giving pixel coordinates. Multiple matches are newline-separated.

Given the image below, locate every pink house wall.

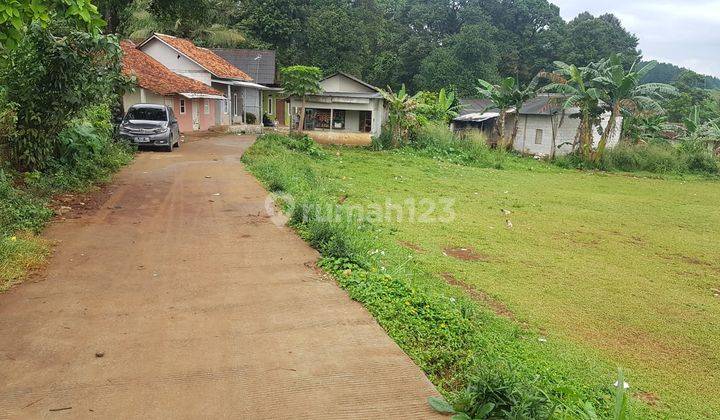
left=172, top=96, right=219, bottom=133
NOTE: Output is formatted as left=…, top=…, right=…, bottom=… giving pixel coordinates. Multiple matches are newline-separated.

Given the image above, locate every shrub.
left=0, top=169, right=52, bottom=236
left=245, top=113, right=257, bottom=125
left=555, top=142, right=720, bottom=175
left=0, top=21, right=125, bottom=171
left=411, top=123, right=509, bottom=169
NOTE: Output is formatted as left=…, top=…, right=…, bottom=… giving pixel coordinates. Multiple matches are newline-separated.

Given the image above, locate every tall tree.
left=564, top=13, right=640, bottom=67
left=280, top=66, right=323, bottom=132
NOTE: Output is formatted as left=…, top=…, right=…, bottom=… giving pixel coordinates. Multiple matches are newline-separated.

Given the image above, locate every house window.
left=534, top=128, right=543, bottom=145
left=179, top=99, right=186, bottom=114
left=305, top=108, right=331, bottom=130
left=267, top=96, right=274, bottom=114
left=332, top=110, right=346, bottom=129
left=204, top=99, right=210, bottom=115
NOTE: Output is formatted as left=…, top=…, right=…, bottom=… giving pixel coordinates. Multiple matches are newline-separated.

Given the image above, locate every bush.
left=410, top=123, right=510, bottom=169
left=0, top=170, right=52, bottom=236
left=0, top=21, right=125, bottom=171
left=554, top=142, right=720, bottom=175
left=245, top=113, right=257, bottom=125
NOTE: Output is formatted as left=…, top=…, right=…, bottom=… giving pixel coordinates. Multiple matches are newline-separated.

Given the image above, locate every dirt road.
left=0, top=135, right=440, bottom=419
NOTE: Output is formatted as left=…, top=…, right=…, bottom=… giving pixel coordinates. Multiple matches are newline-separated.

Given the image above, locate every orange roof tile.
left=120, top=41, right=223, bottom=97
left=151, top=33, right=253, bottom=81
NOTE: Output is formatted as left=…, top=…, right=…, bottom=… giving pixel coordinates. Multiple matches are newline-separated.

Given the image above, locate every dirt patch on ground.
left=659, top=253, right=714, bottom=268
left=50, top=183, right=117, bottom=221
left=400, top=241, right=424, bottom=253
left=443, top=247, right=491, bottom=262
left=441, top=273, right=514, bottom=320
left=634, top=391, right=661, bottom=407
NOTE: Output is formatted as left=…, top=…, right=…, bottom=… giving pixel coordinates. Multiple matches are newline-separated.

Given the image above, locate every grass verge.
left=0, top=234, right=51, bottom=292
left=243, top=133, right=659, bottom=419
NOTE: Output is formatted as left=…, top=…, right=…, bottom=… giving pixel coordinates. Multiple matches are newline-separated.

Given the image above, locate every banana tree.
left=541, top=62, right=604, bottom=160
left=591, top=55, right=677, bottom=159
left=476, top=77, right=538, bottom=150
left=379, top=84, right=422, bottom=147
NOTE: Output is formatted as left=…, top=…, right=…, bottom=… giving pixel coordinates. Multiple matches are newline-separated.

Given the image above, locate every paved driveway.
left=0, top=134, right=440, bottom=419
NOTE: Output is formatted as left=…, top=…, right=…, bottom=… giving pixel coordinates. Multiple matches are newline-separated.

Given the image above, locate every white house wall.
left=514, top=112, right=622, bottom=156
left=140, top=38, right=212, bottom=85
left=289, top=97, right=386, bottom=136
left=320, top=74, right=375, bottom=93
left=122, top=88, right=167, bottom=112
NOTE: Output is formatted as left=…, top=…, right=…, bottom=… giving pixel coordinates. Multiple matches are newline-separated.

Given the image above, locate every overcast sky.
left=550, top=0, right=720, bottom=77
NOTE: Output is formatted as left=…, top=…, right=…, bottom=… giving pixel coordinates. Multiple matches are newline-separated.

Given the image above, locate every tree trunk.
left=579, top=111, right=593, bottom=161
left=496, top=110, right=506, bottom=149
left=298, top=96, right=306, bottom=132
left=509, top=112, right=520, bottom=150
left=594, top=105, right=620, bottom=163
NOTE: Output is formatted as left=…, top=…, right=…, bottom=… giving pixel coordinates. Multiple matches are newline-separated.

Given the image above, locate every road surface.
left=0, top=134, right=440, bottom=419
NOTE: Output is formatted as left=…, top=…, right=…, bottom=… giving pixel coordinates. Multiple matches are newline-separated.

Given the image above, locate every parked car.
left=118, top=104, right=180, bottom=152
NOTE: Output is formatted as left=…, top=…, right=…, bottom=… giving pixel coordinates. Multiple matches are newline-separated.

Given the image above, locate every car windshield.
left=125, top=107, right=167, bottom=121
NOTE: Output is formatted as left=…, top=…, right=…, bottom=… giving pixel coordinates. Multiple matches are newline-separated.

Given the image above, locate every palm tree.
left=379, top=84, right=422, bottom=147
left=591, top=55, right=677, bottom=158
left=476, top=77, right=538, bottom=150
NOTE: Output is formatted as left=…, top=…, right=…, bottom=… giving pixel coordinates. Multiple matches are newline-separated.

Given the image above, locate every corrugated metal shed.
left=211, top=49, right=276, bottom=85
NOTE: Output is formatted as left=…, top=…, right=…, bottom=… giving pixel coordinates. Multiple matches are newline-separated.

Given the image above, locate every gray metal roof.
left=518, top=95, right=565, bottom=115
left=210, top=49, right=276, bottom=85
left=459, top=95, right=567, bottom=117
left=458, top=99, right=497, bottom=115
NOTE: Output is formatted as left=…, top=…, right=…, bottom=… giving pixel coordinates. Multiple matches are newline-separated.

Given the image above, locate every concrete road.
left=0, top=134, right=441, bottom=419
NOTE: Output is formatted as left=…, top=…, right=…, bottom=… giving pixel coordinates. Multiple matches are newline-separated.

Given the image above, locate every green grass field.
left=246, top=138, right=720, bottom=418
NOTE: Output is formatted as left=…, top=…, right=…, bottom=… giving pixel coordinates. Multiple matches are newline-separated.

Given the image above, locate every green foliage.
left=280, top=65, right=322, bottom=130
left=280, top=65, right=323, bottom=98
left=0, top=233, right=50, bottom=291
left=416, top=88, right=460, bottom=124
left=0, top=169, right=52, bottom=236
left=411, top=123, right=512, bottom=169
left=543, top=55, right=677, bottom=162
left=245, top=112, right=257, bottom=125
left=118, top=0, right=246, bottom=47
left=0, top=0, right=104, bottom=53
left=476, top=77, right=539, bottom=149
left=379, top=84, right=422, bottom=147
left=0, top=20, right=125, bottom=171
left=554, top=142, right=719, bottom=175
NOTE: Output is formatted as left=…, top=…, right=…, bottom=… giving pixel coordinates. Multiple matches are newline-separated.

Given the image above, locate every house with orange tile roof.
left=120, top=41, right=226, bottom=133
left=136, top=33, right=273, bottom=127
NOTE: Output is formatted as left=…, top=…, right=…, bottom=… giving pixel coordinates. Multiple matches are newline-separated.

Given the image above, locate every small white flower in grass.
left=538, top=337, right=547, bottom=343
left=613, top=380, right=630, bottom=389
left=449, top=297, right=456, bottom=303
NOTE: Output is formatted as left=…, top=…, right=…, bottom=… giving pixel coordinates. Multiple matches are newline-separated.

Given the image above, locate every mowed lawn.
left=303, top=148, right=720, bottom=418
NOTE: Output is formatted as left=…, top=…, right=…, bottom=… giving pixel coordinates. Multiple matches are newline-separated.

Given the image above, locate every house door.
left=191, top=100, right=200, bottom=130
left=359, top=111, right=372, bottom=133
left=275, top=98, right=286, bottom=126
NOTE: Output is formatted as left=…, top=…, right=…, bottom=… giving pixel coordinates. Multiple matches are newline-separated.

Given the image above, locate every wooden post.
left=329, top=108, right=334, bottom=131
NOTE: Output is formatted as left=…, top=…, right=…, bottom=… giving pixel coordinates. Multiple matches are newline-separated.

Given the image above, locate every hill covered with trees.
left=640, top=61, right=720, bottom=89
left=101, top=0, right=647, bottom=96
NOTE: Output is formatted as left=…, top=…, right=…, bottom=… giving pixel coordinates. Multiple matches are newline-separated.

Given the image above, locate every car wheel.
left=165, top=136, right=173, bottom=152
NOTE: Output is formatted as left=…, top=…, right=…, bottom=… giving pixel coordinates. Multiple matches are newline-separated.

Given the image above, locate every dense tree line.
left=98, top=0, right=642, bottom=96
left=641, top=61, right=720, bottom=89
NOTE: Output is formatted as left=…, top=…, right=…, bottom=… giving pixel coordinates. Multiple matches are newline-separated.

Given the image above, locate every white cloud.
left=550, top=0, right=720, bottom=77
